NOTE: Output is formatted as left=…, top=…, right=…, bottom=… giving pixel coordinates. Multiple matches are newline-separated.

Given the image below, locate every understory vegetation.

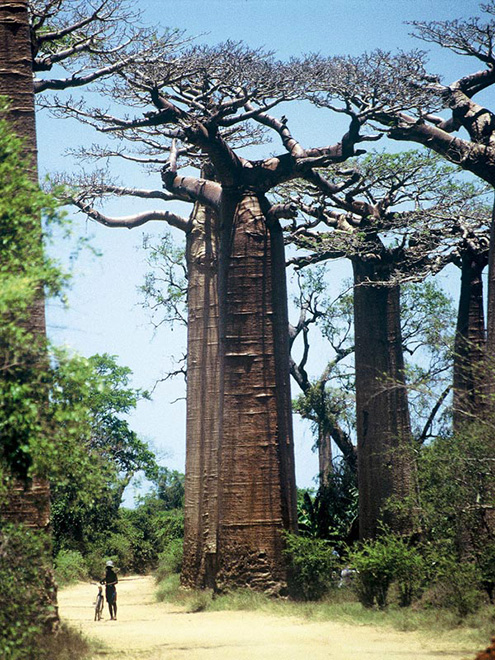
left=151, top=430, right=495, bottom=646
left=53, top=468, right=185, bottom=585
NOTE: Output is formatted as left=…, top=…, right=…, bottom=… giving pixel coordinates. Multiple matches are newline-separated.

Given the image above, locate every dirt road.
left=59, top=575, right=477, bottom=660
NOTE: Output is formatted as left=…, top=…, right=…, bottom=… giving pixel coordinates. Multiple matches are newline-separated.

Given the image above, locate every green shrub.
left=349, top=534, right=425, bottom=609
left=283, top=532, right=338, bottom=601
left=0, top=522, right=58, bottom=659
left=424, top=555, right=483, bottom=617
left=84, top=550, right=105, bottom=581
left=55, top=550, right=88, bottom=586
left=84, top=532, right=133, bottom=578
left=156, top=573, right=181, bottom=602
left=156, top=538, right=183, bottom=581
left=155, top=509, right=184, bottom=551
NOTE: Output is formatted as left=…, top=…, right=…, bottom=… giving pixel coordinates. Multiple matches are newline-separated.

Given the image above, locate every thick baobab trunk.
left=353, top=262, right=416, bottom=539
left=215, top=192, right=297, bottom=593
left=453, top=252, right=487, bottom=432
left=0, top=0, right=50, bottom=530
left=181, top=202, right=220, bottom=589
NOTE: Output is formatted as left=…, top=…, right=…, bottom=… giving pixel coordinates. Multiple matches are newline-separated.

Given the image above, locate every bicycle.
left=94, top=584, right=104, bottom=621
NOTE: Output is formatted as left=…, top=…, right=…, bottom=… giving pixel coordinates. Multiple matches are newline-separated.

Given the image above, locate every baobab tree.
left=310, top=1, right=495, bottom=402
left=0, top=0, right=49, bottom=528
left=57, top=40, right=377, bottom=590
left=452, top=221, right=490, bottom=431
left=286, top=150, right=487, bottom=537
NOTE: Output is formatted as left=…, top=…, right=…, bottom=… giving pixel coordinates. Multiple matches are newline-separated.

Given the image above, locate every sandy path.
left=59, top=575, right=476, bottom=660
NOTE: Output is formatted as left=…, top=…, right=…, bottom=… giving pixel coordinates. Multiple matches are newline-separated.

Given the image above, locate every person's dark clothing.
left=101, top=567, right=118, bottom=619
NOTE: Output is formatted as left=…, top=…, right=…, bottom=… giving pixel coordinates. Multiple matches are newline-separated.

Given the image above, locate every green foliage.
left=152, top=467, right=185, bottom=509
left=296, top=463, right=358, bottom=548
left=349, top=534, right=425, bottom=609
left=423, top=554, right=483, bottom=618
left=401, top=279, right=455, bottom=438
left=156, top=538, right=184, bottom=580
left=50, top=353, right=158, bottom=561
left=283, top=532, right=339, bottom=601
left=0, top=523, right=57, bottom=659
left=0, top=111, right=116, bottom=506
left=54, top=550, right=88, bottom=586
left=140, top=231, right=188, bottom=328
left=0, top=112, right=69, bottom=484
left=415, top=427, right=495, bottom=585
left=53, top=465, right=185, bottom=578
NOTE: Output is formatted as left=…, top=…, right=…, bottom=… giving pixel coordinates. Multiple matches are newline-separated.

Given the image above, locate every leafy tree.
left=50, top=353, right=157, bottom=557
left=414, top=427, right=495, bottom=600
left=297, top=462, right=358, bottom=550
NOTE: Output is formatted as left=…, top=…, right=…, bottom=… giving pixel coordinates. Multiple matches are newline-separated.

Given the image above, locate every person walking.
left=101, top=560, right=118, bottom=620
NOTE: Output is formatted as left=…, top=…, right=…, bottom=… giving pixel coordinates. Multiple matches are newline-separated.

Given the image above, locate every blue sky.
left=39, top=0, right=489, bottom=497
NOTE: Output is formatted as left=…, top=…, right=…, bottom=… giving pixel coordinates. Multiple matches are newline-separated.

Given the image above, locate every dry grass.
left=155, top=576, right=494, bottom=649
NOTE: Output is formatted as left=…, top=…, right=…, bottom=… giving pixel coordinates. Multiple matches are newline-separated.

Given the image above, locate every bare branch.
left=70, top=198, right=190, bottom=232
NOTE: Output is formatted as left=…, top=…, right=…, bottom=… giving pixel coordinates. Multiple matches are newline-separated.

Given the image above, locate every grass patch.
left=39, top=623, right=95, bottom=660
left=154, top=576, right=494, bottom=648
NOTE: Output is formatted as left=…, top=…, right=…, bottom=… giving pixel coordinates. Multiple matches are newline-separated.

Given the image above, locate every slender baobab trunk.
left=453, top=251, right=487, bottom=432
left=215, top=192, right=297, bottom=593
left=0, top=0, right=50, bottom=531
left=353, top=262, right=416, bottom=539
left=318, top=430, right=333, bottom=486
left=486, top=196, right=495, bottom=412
left=181, top=202, right=221, bottom=589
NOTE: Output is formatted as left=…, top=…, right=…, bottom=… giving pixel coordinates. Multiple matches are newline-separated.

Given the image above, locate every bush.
left=349, top=533, right=425, bottom=609
left=156, top=573, right=181, bottom=602
left=84, top=550, right=106, bottom=581
left=283, top=532, right=339, bottom=601
left=156, top=538, right=183, bottom=581
left=55, top=550, right=88, bottom=586
left=84, top=531, right=133, bottom=578
left=0, top=522, right=58, bottom=659
left=155, top=509, right=184, bottom=551
left=424, top=555, right=484, bottom=617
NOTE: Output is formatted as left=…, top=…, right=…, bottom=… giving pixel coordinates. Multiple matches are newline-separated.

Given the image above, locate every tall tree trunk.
left=453, top=251, right=487, bottom=432
left=353, top=261, right=416, bottom=539
left=0, top=0, right=50, bottom=531
left=318, top=430, right=333, bottom=486
left=455, top=246, right=495, bottom=563
left=486, top=195, right=495, bottom=412
left=181, top=202, right=220, bottom=589
left=215, top=192, right=297, bottom=594
left=0, top=0, right=57, bottom=636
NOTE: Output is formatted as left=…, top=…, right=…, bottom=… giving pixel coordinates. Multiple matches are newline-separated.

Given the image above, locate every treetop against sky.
left=41, top=0, right=491, bottom=494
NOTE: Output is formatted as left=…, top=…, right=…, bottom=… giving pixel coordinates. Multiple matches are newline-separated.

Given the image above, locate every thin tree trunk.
left=318, top=430, right=333, bottom=486
left=453, top=252, right=487, bottom=432
left=353, top=261, right=416, bottom=539
left=0, top=0, right=50, bottom=531
left=181, top=202, right=220, bottom=589
left=215, top=192, right=297, bottom=594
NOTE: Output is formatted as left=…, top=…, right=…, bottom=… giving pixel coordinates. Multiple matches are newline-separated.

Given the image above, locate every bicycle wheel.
left=94, top=593, right=104, bottom=621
